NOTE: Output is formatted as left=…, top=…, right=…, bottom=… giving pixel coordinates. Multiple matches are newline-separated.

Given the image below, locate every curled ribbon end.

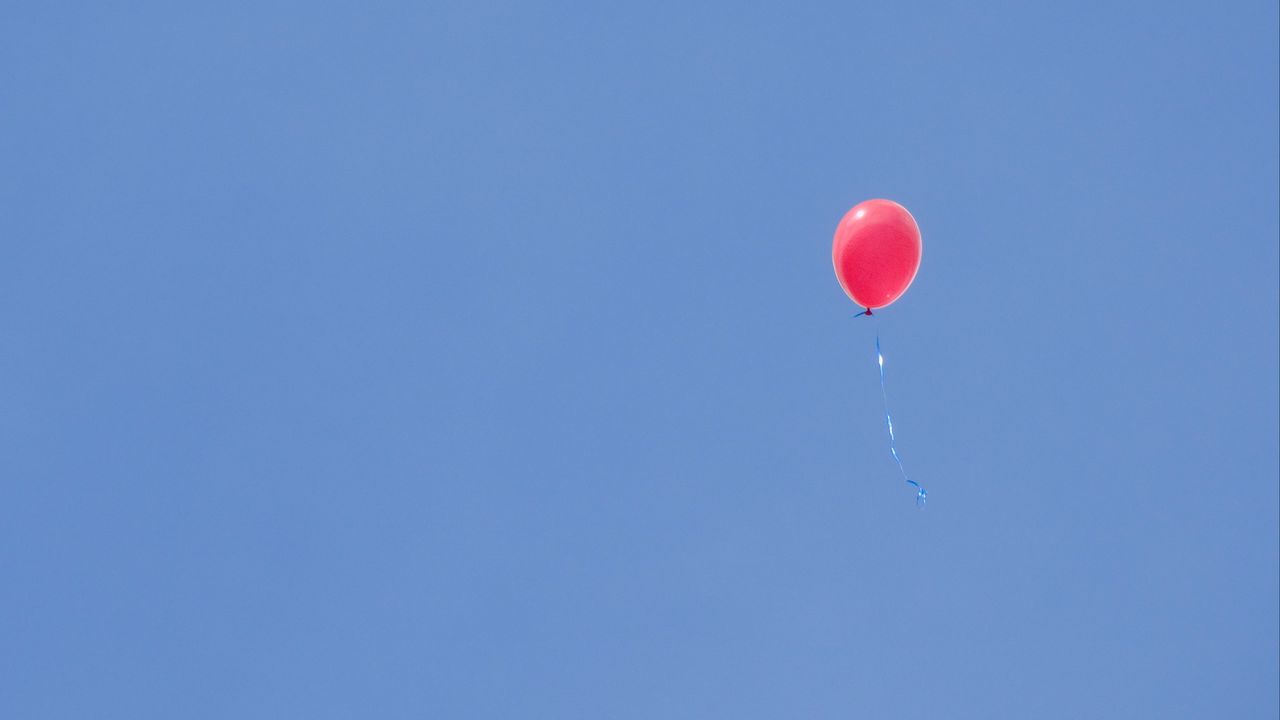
left=907, top=479, right=927, bottom=507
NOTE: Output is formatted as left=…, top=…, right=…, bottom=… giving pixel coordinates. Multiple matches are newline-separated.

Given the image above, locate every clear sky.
left=3, top=2, right=1277, bottom=718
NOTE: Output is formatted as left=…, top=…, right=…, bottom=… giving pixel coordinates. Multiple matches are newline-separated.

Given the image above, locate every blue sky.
left=2, top=2, right=1277, bottom=718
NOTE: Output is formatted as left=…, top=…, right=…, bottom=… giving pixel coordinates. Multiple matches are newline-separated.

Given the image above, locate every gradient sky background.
left=3, top=2, right=1277, bottom=718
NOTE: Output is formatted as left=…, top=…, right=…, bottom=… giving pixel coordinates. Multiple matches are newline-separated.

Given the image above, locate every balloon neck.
left=865, top=308, right=873, bottom=316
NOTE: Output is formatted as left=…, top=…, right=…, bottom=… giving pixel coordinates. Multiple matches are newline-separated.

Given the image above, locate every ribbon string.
left=874, top=331, right=927, bottom=506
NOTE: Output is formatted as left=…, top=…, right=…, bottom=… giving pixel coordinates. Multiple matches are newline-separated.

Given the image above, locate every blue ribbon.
left=874, top=330, right=927, bottom=506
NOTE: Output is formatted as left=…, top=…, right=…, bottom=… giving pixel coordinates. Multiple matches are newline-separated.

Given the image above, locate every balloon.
left=832, top=199, right=922, bottom=311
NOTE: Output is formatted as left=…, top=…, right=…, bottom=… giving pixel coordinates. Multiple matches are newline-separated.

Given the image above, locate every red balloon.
left=832, top=199, right=922, bottom=310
